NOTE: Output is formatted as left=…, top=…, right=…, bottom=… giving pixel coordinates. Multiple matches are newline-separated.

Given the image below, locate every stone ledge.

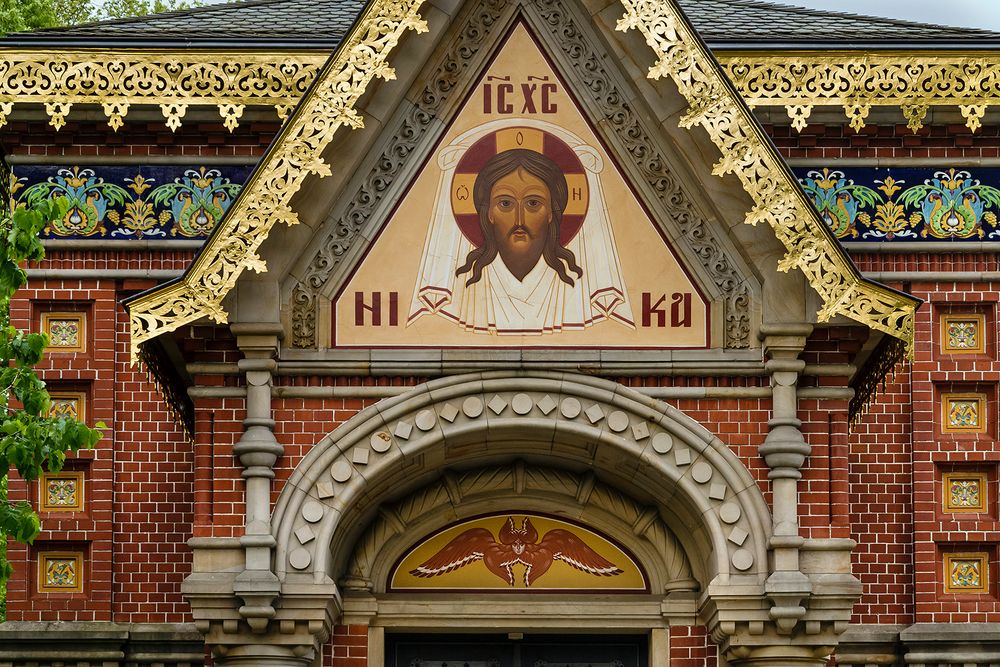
left=0, top=622, right=203, bottom=667
left=835, top=623, right=1000, bottom=666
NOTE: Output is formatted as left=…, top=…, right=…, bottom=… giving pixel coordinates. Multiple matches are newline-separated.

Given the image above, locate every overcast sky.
left=773, top=0, right=1000, bottom=31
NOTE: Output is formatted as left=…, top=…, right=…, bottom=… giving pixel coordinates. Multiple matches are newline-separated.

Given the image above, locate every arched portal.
left=271, top=372, right=773, bottom=615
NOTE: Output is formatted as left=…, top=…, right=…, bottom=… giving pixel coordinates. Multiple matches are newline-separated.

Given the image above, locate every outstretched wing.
left=408, top=528, right=497, bottom=578
left=538, top=529, right=624, bottom=577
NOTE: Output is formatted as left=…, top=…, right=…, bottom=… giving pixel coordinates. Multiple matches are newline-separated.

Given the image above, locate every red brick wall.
left=669, top=626, right=717, bottom=667
left=768, top=122, right=1000, bottom=160
left=2, top=120, right=279, bottom=158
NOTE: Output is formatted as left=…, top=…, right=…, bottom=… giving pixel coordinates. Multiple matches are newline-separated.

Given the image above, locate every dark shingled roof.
left=3, top=0, right=998, bottom=47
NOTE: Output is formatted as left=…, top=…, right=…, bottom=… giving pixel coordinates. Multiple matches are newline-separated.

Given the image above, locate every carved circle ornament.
left=270, top=373, right=772, bottom=588
left=450, top=127, right=589, bottom=246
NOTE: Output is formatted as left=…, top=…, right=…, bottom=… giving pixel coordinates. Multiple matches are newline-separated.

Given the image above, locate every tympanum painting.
left=334, top=24, right=708, bottom=347
left=389, top=513, right=647, bottom=591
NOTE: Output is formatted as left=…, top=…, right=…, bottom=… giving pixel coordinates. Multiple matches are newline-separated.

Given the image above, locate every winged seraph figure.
left=408, top=516, right=623, bottom=587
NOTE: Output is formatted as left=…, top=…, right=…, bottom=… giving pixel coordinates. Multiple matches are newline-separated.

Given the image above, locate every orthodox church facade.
left=0, top=0, right=996, bottom=665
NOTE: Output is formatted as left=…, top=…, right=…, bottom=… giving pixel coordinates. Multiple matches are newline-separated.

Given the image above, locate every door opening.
left=386, top=633, right=649, bottom=667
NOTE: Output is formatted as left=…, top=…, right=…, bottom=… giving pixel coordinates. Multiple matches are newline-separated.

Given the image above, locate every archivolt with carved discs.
left=270, top=373, right=772, bottom=588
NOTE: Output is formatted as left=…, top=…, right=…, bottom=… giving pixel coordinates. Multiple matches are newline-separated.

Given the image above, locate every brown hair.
left=455, top=148, right=583, bottom=287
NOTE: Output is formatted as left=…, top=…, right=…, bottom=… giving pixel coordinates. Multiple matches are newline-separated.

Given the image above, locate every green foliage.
left=0, top=197, right=104, bottom=613
left=0, top=0, right=203, bottom=34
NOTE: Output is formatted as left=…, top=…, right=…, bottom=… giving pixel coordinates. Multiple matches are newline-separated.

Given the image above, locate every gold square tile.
left=944, top=552, right=989, bottom=594
left=37, top=551, right=83, bottom=593
left=41, top=312, right=86, bottom=353
left=47, top=391, right=86, bottom=421
left=943, top=472, right=987, bottom=513
left=941, top=314, right=986, bottom=354
left=39, top=471, right=84, bottom=513
left=942, top=393, right=987, bottom=432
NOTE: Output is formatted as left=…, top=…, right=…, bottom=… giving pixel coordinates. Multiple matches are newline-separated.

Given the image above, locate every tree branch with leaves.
left=0, top=197, right=103, bottom=604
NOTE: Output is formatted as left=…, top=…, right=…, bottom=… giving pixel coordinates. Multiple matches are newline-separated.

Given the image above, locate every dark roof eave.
left=4, top=35, right=1000, bottom=52
left=0, top=36, right=346, bottom=49
left=709, top=39, right=1000, bottom=50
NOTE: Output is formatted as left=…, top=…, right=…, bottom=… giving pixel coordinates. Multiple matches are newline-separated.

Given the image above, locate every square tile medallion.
left=941, top=314, right=986, bottom=354
left=942, top=393, right=987, bottom=432
left=40, top=312, right=86, bottom=353
left=47, top=391, right=86, bottom=421
left=943, top=472, right=988, bottom=513
left=37, top=551, right=84, bottom=593
left=39, top=471, right=84, bottom=513
left=944, top=552, right=990, bottom=594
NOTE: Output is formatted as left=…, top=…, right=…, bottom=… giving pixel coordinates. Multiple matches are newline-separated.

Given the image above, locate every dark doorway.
left=386, top=633, right=648, bottom=667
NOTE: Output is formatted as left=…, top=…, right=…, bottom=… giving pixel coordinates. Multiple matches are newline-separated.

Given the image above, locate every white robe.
left=408, top=119, right=633, bottom=335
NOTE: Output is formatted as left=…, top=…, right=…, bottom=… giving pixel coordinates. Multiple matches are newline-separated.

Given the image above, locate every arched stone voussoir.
left=272, top=372, right=773, bottom=588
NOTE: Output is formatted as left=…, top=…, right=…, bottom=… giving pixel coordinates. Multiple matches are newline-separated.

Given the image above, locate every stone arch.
left=345, top=462, right=698, bottom=595
left=271, top=372, right=772, bottom=594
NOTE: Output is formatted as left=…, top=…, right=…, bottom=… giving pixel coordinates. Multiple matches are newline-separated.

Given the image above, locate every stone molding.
left=270, top=372, right=773, bottom=589
left=289, top=0, right=756, bottom=349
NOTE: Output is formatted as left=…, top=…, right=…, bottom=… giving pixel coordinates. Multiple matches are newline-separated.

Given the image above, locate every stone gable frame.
left=286, top=0, right=759, bottom=351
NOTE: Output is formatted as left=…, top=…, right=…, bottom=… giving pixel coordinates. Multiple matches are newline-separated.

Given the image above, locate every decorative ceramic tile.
left=944, top=552, right=989, bottom=594
left=942, top=393, right=987, bottom=432
left=39, top=471, right=84, bottom=512
left=37, top=551, right=83, bottom=593
left=41, top=312, right=86, bottom=353
left=942, top=314, right=986, bottom=354
left=943, top=472, right=988, bottom=513
left=47, top=391, right=85, bottom=421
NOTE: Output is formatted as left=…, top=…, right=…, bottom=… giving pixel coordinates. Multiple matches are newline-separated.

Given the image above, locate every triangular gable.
left=333, top=23, right=708, bottom=348
left=126, top=0, right=918, bottom=360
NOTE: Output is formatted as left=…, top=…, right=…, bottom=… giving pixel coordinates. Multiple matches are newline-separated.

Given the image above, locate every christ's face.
left=488, top=167, right=552, bottom=281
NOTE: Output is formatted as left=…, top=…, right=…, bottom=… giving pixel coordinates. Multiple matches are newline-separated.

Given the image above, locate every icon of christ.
left=408, top=121, right=634, bottom=335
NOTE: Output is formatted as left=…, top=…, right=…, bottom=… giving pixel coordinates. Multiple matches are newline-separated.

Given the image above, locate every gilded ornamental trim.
left=3, top=48, right=999, bottom=135
left=0, top=50, right=326, bottom=131
left=617, top=0, right=918, bottom=355
left=126, top=0, right=428, bottom=361
left=719, top=52, right=1000, bottom=133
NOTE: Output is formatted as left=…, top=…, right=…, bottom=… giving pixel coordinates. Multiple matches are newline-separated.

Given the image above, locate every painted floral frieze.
left=10, top=164, right=251, bottom=239
left=796, top=167, right=1000, bottom=241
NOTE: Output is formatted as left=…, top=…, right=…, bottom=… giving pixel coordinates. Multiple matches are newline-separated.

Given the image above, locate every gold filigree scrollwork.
left=127, top=0, right=429, bottom=362
left=617, top=0, right=917, bottom=356
left=721, top=53, right=1000, bottom=133
left=960, top=104, right=988, bottom=132
left=0, top=51, right=327, bottom=131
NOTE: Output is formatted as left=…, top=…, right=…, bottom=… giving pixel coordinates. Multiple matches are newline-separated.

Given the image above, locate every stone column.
left=758, top=323, right=813, bottom=635
left=231, top=322, right=284, bottom=634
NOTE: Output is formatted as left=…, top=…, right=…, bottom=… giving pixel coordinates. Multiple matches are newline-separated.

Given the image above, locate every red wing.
left=408, top=527, right=497, bottom=577
left=537, top=529, right=624, bottom=577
